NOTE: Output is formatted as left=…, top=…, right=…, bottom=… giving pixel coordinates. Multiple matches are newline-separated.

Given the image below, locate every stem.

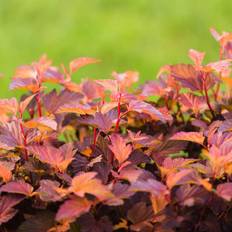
left=19, top=118, right=28, bottom=160
left=19, top=109, right=28, bottom=160
left=203, top=73, right=215, bottom=118
left=115, top=93, right=122, bottom=132
left=35, top=92, right=42, bottom=117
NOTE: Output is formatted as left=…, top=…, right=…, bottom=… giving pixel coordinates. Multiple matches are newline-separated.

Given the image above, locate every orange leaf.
left=28, top=144, right=74, bottom=172
left=150, top=194, right=169, bottom=214
left=109, top=134, right=132, bottom=165
left=0, top=98, right=18, bottom=116
left=24, top=117, right=57, bottom=132
left=170, top=131, right=205, bottom=145
left=69, top=57, right=100, bottom=73
left=56, top=102, right=95, bottom=115
left=70, top=172, right=113, bottom=201
left=0, top=162, right=12, bottom=182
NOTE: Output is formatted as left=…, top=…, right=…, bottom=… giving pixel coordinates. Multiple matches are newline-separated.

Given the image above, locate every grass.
left=0, top=0, right=232, bottom=97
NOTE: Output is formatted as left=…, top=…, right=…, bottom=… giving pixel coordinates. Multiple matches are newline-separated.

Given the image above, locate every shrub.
left=1, top=28, right=232, bottom=232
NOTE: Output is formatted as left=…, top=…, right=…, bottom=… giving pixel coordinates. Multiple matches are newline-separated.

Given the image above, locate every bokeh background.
left=0, top=0, right=232, bottom=97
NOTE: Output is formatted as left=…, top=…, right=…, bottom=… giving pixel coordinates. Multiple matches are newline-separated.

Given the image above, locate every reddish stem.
left=115, top=93, right=122, bottom=132
left=20, top=127, right=28, bottom=161
left=36, top=92, right=42, bottom=117
left=203, top=73, right=215, bottom=118
left=19, top=109, right=28, bottom=160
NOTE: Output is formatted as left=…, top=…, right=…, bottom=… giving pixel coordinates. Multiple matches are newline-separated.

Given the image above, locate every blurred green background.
left=0, top=0, right=232, bottom=97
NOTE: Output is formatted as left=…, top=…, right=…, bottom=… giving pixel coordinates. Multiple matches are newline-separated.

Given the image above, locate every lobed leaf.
left=109, top=134, right=132, bottom=165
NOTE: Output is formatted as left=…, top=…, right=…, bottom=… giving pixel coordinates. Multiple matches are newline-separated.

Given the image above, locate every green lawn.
left=0, top=0, right=232, bottom=97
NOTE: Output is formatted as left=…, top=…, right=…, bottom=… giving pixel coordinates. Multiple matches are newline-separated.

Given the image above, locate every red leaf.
left=169, top=64, right=200, bottom=91
left=0, top=120, right=24, bottom=150
left=170, top=131, right=205, bottom=145
left=0, top=195, right=23, bottom=225
left=179, top=93, right=206, bottom=114
left=79, top=112, right=113, bottom=133
left=56, top=196, right=92, bottom=222
left=130, top=178, right=168, bottom=196
left=0, top=180, right=33, bottom=196
left=169, top=64, right=218, bottom=91
left=128, top=100, right=172, bottom=122
left=93, top=112, right=113, bottom=132
left=140, top=80, right=166, bottom=98
left=43, top=89, right=83, bottom=114
left=81, top=79, right=104, bottom=100
left=37, top=179, right=67, bottom=202
left=216, top=183, right=232, bottom=201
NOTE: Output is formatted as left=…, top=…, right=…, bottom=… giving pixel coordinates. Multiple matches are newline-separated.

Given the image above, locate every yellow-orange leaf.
left=170, top=131, right=205, bottom=145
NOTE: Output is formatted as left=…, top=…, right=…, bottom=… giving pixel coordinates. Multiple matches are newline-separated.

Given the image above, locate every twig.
left=115, top=93, right=122, bottom=132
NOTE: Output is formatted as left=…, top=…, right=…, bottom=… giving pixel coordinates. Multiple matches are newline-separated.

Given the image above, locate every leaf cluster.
left=1, top=28, right=232, bottom=232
